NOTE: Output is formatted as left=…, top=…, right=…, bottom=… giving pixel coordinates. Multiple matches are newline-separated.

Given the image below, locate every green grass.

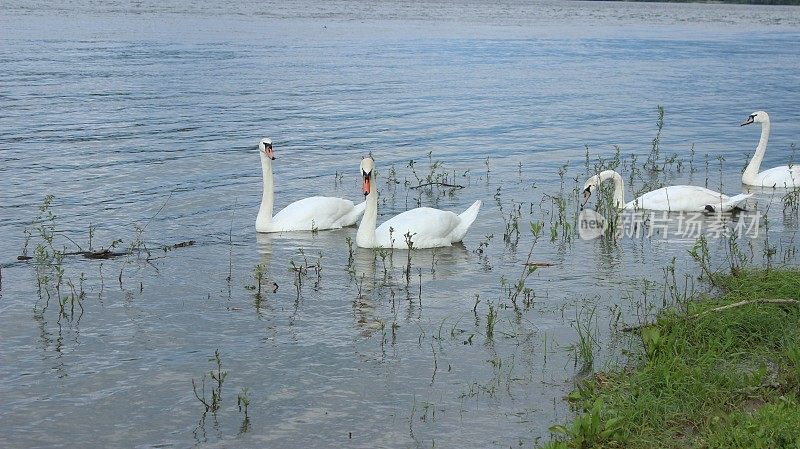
left=543, top=269, right=800, bottom=448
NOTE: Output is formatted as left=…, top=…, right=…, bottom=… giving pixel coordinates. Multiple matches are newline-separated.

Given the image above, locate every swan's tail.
left=705, top=193, right=753, bottom=213
left=450, top=200, right=482, bottom=243
left=341, top=201, right=367, bottom=227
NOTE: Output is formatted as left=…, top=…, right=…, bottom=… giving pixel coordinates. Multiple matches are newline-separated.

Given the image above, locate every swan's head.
left=360, top=157, right=375, bottom=197
left=581, top=174, right=601, bottom=208
left=741, top=111, right=769, bottom=127
left=258, top=138, right=275, bottom=160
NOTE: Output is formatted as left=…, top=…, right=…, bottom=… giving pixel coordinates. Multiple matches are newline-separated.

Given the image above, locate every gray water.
left=2, top=1, right=800, bottom=447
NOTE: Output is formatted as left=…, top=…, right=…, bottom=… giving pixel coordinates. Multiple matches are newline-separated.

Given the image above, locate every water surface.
left=2, top=1, right=800, bottom=447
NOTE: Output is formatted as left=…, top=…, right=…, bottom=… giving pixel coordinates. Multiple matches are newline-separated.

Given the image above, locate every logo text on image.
left=578, top=209, right=607, bottom=240
left=579, top=209, right=760, bottom=240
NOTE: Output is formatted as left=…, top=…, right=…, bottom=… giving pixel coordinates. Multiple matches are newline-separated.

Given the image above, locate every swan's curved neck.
left=356, top=176, right=377, bottom=247
left=256, top=155, right=274, bottom=229
left=600, top=170, right=625, bottom=209
left=742, top=120, right=770, bottom=184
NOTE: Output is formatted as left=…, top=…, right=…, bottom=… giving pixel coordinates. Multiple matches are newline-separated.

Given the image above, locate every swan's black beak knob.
left=581, top=188, right=591, bottom=208
left=362, top=173, right=370, bottom=197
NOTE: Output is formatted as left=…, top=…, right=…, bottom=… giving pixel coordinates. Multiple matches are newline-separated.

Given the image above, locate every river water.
left=2, top=1, right=800, bottom=447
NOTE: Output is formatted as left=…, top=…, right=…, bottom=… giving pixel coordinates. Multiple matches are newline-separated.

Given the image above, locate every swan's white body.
left=741, top=111, right=800, bottom=188
left=583, top=170, right=751, bottom=213
left=255, top=138, right=365, bottom=233
left=356, top=157, right=481, bottom=249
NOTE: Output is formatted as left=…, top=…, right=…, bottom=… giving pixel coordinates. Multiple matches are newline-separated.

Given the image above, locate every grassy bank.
left=544, top=269, right=800, bottom=448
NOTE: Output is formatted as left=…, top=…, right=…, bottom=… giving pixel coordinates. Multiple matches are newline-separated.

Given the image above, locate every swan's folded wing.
left=272, top=196, right=356, bottom=231
left=756, top=166, right=800, bottom=188
left=630, top=186, right=731, bottom=212
left=375, top=207, right=460, bottom=248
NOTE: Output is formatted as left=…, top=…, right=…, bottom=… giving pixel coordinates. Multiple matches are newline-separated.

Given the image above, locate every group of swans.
left=582, top=110, right=797, bottom=212
left=256, top=110, right=796, bottom=246
left=256, top=139, right=481, bottom=249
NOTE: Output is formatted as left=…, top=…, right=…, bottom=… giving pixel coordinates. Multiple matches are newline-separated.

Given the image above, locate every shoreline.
left=542, top=268, right=800, bottom=448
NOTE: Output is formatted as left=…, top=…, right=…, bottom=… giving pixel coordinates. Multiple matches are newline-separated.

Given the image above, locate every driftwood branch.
left=691, top=298, right=798, bottom=318
left=13, top=240, right=196, bottom=263
left=622, top=323, right=654, bottom=333
left=622, top=298, right=798, bottom=332
left=410, top=182, right=464, bottom=190
left=162, top=240, right=196, bottom=251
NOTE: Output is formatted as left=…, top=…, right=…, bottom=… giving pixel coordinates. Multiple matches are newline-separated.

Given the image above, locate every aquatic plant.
left=783, top=188, right=800, bottom=218
left=406, top=152, right=464, bottom=203
left=500, top=201, right=522, bottom=246
left=289, top=248, right=322, bottom=297
left=485, top=301, right=497, bottom=340
left=508, top=221, right=544, bottom=309
left=724, top=228, right=749, bottom=276
left=252, top=263, right=267, bottom=297
left=192, top=349, right=228, bottom=413
left=237, top=387, right=251, bottom=419
left=345, top=236, right=356, bottom=276
left=661, top=256, right=694, bottom=311
left=689, top=235, right=713, bottom=282
left=643, top=105, right=664, bottom=173
left=403, top=231, right=415, bottom=285
left=573, top=305, right=598, bottom=373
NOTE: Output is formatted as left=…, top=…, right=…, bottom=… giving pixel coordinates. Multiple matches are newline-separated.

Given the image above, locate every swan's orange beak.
left=741, top=115, right=754, bottom=127
left=265, top=145, right=275, bottom=160
left=362, top=173, right=371, bottom=197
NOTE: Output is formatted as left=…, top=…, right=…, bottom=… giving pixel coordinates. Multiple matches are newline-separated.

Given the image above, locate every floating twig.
left=11, top=239, right=196, bottom=264
left=83, top=249, right=125, bottom=259
left=621, top=323, right=654, bottom=333
left=691, top=298, right=797, bottom=318
left=622, top=298, right=798, bottom=332
left=410, top=182, right=464, bottom=190
left=162, top=240, right=196, bottom=251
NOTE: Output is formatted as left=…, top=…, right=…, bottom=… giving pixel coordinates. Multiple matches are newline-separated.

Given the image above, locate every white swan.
left=741, top=111, right=800, bottom=188
left=582, top=170, right=751, bottom=213
left=256, top=138, right=366, bottom=233
left=356, top=157, right=481, bottom=249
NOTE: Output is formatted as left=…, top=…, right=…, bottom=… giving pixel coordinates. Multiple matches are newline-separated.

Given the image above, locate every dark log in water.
left=10, top=240, right=196, bottom=264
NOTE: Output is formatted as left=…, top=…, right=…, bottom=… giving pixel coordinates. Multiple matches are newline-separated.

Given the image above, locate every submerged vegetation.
left=15, top=195, right=195, bottom=318
left=4, top=105, right=800, bottom=447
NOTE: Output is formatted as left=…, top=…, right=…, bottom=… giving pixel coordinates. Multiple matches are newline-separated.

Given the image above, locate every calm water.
left=2, top=1, right=800, bottom=447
